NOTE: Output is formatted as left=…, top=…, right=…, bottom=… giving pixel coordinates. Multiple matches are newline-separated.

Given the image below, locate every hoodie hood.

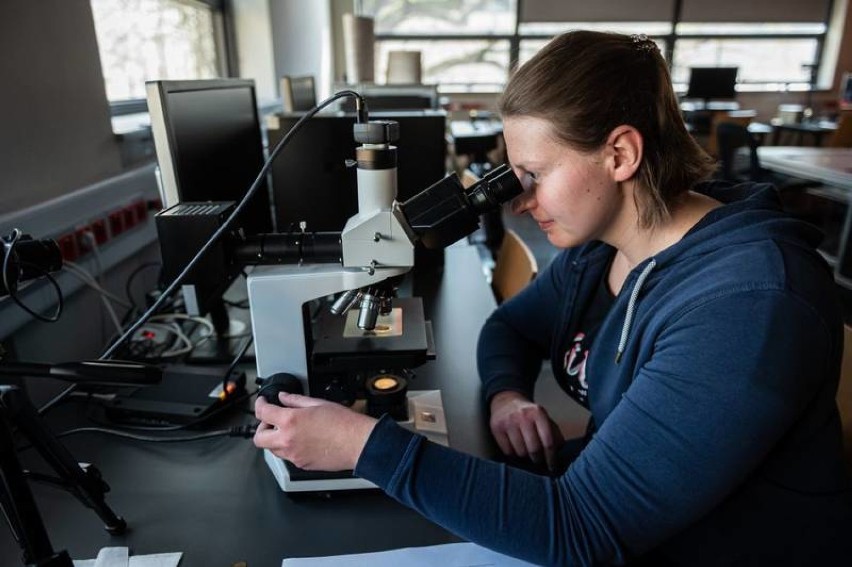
left=652, top=181, right=824, bottom=270
left=613, top=180, right=826, bottom=363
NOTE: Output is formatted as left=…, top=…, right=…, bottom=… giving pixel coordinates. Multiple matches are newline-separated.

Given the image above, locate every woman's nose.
left=510, top=191, right=535, bottom=215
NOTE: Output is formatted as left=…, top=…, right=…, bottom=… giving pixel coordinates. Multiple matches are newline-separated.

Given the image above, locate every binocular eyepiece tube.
left=398, top=164, right=523, bottom=250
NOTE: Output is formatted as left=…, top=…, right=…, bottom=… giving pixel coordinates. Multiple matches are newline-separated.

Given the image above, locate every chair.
left=461, top=168, right=481, bottom=189
left=491, top=228, right=538, bottom=303
left=386, top=50, right=422, bottom=84
left=706, top=111, right=753, bottom=157
left=827, top=111, right=852, bottom=148
left=280, top=75, right=316, bottom=113
left=838, top=325, right=852, bottom=469
left=715, top=122, right=762, bottom=182
left=715, top=122, right=822, bottom=220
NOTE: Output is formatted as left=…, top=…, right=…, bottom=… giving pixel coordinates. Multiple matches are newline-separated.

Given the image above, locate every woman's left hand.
left=253, top=393, right=378, bottom=471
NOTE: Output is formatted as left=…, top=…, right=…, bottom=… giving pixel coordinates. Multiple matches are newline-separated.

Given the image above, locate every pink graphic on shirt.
left=564, top=332, right=589, bottom=392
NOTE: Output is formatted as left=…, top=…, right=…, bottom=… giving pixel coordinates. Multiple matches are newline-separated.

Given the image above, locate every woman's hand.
left=253, top=393, right=378, bottom=471
left=489, top=391, right=565, bottom=470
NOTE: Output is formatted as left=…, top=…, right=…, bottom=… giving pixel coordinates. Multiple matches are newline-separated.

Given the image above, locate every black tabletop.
left=1, top=244, right=498, bottom=566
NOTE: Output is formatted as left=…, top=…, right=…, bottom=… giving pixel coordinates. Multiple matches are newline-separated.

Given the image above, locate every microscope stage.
left=311, top=296, right=433, bottom=371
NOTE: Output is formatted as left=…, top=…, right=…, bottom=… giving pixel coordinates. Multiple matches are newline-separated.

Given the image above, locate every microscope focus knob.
left=258, top=373, right=304, bottom=406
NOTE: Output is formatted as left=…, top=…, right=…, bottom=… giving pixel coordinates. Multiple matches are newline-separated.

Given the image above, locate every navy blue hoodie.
left=355, top=182, right=852, bottom=565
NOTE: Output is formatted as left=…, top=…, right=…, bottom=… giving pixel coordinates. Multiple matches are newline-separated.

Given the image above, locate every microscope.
left=155, top=115, right=522, bottom=491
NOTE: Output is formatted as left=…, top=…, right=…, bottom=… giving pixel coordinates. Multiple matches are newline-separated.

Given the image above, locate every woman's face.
left=503, top=116, right=627, bottom=249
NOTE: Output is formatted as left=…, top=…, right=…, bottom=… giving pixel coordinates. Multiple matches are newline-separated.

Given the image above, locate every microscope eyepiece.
left=398, top=164, right=523, bottom=250
left=464, top=164, right=522, bottom=215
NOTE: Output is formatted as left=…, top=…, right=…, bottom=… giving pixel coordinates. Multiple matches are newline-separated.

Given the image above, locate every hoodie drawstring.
left=615, top=259, right=656, bottom=363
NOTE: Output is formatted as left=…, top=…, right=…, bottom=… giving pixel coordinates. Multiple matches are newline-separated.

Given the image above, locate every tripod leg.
left=0, top=403, right=74, bottom=566
left=0, top=386, right=126, bottom=535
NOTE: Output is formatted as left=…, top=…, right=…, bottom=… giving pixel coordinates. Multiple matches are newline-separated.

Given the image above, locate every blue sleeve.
left=477, top=251, right=571, bottom=403
left=356, top=290, right=834, bottom=565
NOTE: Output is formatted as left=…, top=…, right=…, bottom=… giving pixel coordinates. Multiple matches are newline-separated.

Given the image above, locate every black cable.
left=223, top=298, right=249, bottom=309
left=224, top=335, right=253, bottom=389
left=99, top=90, right=366, bottom=362
left=125, top=261, right=161, bottom=311
left=37, top=383, right=78, bottom=415
left=53, top=426, right=255, bottom=443
left=2, top=229, right=63, bottom=323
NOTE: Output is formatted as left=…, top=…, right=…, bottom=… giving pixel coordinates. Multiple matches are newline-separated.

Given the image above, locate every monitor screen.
left=686, top=67, right=739, bottom=101
left=147, top=79, right=273, bottom=235
left=338, top=84, right=438, bottom=112
left=268, top=111, right=447, bottom=232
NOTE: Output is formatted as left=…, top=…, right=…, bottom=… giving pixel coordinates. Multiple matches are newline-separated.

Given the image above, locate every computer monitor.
left=267, top=110, right=447, bottom=232
left=337, top=84, right=439, bottom=112
left=147, top=78, right=272, bottom=333
left=147, top=78, right=273, bottom=235
left=686, top=67, right=739, bottom=102
left=281, top=75, right=317, bottom=112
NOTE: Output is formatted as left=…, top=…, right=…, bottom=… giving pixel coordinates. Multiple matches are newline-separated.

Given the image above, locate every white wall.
left=231, top=0, right=278, bottom=104
left=0, top=0, right=123, bottom=215
left=268, top=0, right=333, bottom=99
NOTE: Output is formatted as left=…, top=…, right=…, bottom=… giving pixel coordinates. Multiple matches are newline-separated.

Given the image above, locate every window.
left=361, top=0, right=835, bottom=93
left=377, top=39, right=510, bottom=89
left=365, top=0, right=516, bottom=36
left=362, top=0, right=516, bottom=89
left=671, top=37, right=819, bottom=91
left=90, top=0, right=223, bottom=104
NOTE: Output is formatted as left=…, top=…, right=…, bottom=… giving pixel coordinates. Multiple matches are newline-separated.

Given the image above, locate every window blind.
left=520, top=0, right=675, bottom=23
left=521, top=0, right=830, bottom=23
left=680, top=0, right=830, bottom=22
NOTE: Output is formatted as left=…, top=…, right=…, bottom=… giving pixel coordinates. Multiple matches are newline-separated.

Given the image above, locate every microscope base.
left=264, top=390, right=448, bottom=492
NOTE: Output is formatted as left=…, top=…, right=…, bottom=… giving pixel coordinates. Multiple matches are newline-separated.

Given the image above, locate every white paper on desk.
left=73, top=548, right=181, bottom=567
left=128, top=552, right=182, bottom=567
left=281, top=542, right=537, bottom=566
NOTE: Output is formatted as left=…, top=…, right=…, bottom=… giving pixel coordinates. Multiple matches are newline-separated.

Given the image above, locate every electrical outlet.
left=90, top=219, right=109, bottom=245
left=108, top=211, right=125, bottom=237
left=131, top=326, right=171, bottom=346
left=56, top=233, right=79, bottom=262
left=122, top=205, right=137, bottom=231
left=75, top=227, right=92, bottom=254
left=132, top=199, right=149, bottom=224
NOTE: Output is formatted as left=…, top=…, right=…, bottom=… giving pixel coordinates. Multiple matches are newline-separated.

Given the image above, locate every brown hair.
left=499, top=31, right=714, bottom=228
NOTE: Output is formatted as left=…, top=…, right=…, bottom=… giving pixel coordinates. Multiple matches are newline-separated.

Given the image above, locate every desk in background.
left=0, top=244, right=498, bottom=566
left=450, top=119, right=503, bottom=163
left=758, top=147, right=852, bottom=286
left=769, top=120, right=838, bottom=147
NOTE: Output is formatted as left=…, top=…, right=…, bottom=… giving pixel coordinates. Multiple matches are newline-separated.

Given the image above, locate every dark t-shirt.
left=557, top=266, right=615, bottom=408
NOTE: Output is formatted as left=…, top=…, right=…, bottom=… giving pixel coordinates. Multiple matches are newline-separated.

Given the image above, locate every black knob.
left=353, top=120, right=400, bottom=144
left=258, top=373, right=304, bottom=406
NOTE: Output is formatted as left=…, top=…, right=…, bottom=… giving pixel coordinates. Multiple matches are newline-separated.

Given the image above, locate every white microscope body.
left=246, top=118, right=522, bottom=492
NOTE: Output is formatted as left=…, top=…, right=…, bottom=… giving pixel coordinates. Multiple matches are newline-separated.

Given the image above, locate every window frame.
left=93, top=0, right=234, bottom=116
left=368, top=0, right=836, bottom=93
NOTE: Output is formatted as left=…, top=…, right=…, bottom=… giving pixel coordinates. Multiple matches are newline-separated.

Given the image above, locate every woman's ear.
left=607, top=125, right=643, bottom=183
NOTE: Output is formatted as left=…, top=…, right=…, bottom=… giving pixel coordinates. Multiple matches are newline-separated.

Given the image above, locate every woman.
left=254, top=31, right=852, bottom=565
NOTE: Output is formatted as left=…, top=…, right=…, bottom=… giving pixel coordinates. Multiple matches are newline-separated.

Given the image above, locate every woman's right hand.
left=489, top=390, right=565, bottom=470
